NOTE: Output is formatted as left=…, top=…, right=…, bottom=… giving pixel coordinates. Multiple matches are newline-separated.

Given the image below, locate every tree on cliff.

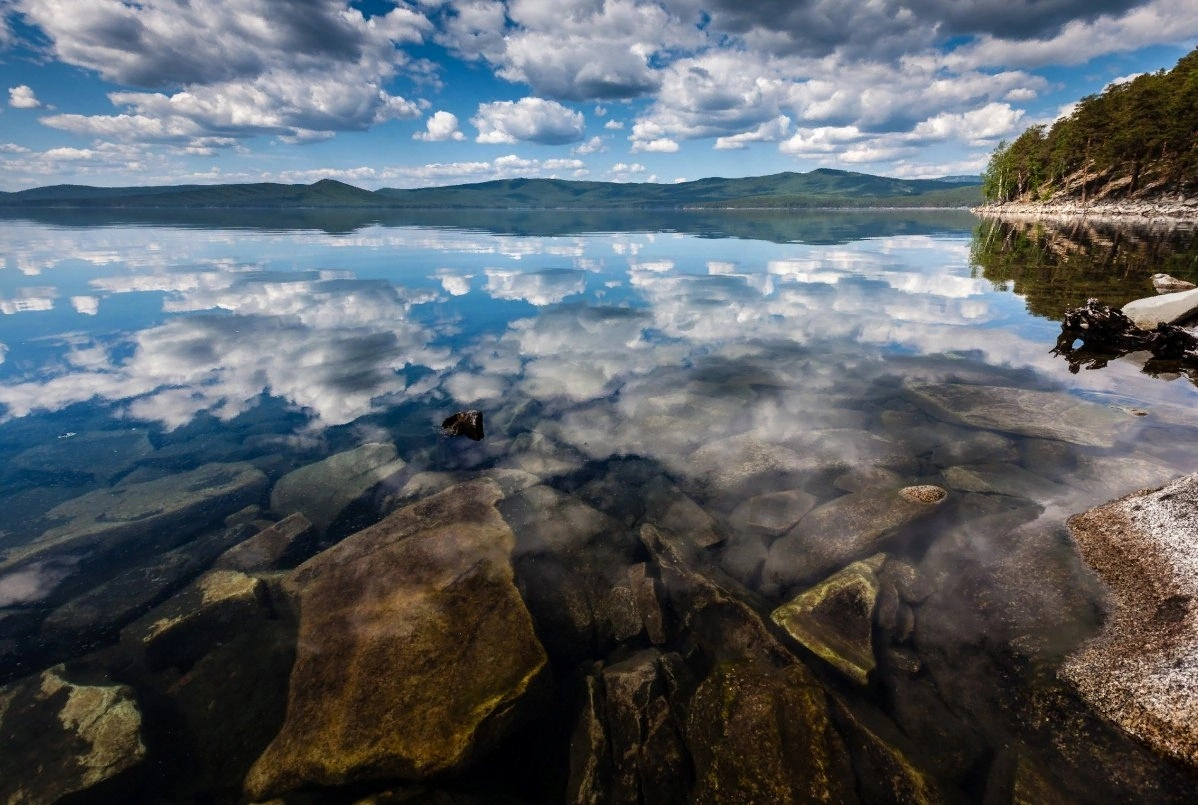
left=982, top=47, right=1198, bottom=203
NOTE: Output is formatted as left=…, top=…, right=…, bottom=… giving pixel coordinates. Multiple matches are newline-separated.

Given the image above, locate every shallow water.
left=2, top=210, right=1198, bottom=802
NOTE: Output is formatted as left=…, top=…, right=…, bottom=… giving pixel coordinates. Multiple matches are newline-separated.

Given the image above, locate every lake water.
left=2, top=209, right=1198, bottom=802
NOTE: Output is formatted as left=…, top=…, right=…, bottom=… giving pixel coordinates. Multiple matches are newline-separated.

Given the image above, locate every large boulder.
left=906, top=382, right=1134, bottom=447
left=1121, top=287, right=1198, bottom=329
left=0, top=665, right=145, bottom=803
left=764, top=485, right=947, bottom=590
left=269, top=443, right=406, bottom=534
left=244, top=479, right=548, bottom=799
left=1061, top=472, right=1198, bottom=769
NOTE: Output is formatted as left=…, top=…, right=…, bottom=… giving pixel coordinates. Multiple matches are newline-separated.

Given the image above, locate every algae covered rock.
left=686, top=661, right=857, bottom=804
left=245, top=479, right=547, bottom=799
left=0, top=665, right=145, bottom=803
left=771, top=555, right=885, bottom=685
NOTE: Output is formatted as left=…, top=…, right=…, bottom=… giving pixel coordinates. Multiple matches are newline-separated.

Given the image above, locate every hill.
left=0, top=170, right=980, bottom=211
left=981, top=47, right=1198, bottom=204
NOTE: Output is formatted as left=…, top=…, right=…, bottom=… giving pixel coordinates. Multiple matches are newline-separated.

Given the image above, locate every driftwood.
left=1052, top=298, right=1198, bottom=375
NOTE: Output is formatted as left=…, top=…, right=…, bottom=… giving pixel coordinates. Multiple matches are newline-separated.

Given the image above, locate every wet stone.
left=771, top=555, right=885, bottom=686
left=642, top=475, right=726, bottom=547
left=764, top=485, right=947, bottom=590
left=0, top=665, right=146, bottom=804
left=929, top=430, right=1018, bottom=468
left=628, top=562, right=667, bottom=645
left=729, top=488, right=818, bottom=537
left=214, top=512, right=315, bottom=572
left=942, top=463, right=1069, bottom=502
left=833, top=466, right=905, bottom=494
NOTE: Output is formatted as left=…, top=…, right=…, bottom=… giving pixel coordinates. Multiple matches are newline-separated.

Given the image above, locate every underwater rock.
left=1061, top=472, right=1198, bottom=770
left=763, top=485, right=947, bottom=590
left=14, top=429, right=154, bottom=483
left=831, top=696, right=946, bottom=805
left=833, top=466, right=906, bottom=494
left=905, top=382, right=1133, bottom=447
left=42, top=523, right=256, bottom=655
left=942, top=463, right=1069, bottom=502
left=686, top=661, right=857, bottom=804
left=245, top=479, right=547, bottom=799
left=442, top=409, right=485, bottom=440
left=1152, top=273, right=1197, bottom=294
left=567, top=672, right=612, bottom=805
left=628, top=562, right=668, bottom=645
left=0, top=462, right=267, bottom=599
left=729, top=488, right=818, bottom=537
left=269, top=443, right=405, bottom=534
left=499, top=484, right=625, bottom=556
left=642, top=475, right=726, bottom=547
left=0, top=665, right=145, bottom=803
left=685, top=433, right=812, bottom=501
left=771, top=555, right=885, bottom=686
left=214, top=512, right=315, bottom=572
left=121, top=569, right=268, bottom=670
left=600, top=650, right=691, bottom=805
left=1122, top=287, right=1198, bottom=329
left=929, top=430, right=1018, bottom=468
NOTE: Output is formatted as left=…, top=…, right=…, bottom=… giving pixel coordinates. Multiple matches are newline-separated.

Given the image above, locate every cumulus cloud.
left=472, top=97, right=586, bottom=144
left=21, top=0, right=431, bottom=147
left=414, top=110, right=466, bottom=141
left=573, top=135, right=606, bottom=154
left=8, top=85, right=42, bottom=108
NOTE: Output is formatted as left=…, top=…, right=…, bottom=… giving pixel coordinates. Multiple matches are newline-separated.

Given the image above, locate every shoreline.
left=973, top=199, right=1198, bottom=223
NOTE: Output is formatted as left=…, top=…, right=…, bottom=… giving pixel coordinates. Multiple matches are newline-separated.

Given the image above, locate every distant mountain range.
left=0, top=168, right=981, bottom=211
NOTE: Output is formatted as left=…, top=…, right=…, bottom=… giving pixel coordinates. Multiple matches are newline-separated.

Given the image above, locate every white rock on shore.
left=1061, top=472, right=1198, bottom=770
left=972, top=199, right=1198, bottom=222
left=1121, top=287, right=1198, bottom=329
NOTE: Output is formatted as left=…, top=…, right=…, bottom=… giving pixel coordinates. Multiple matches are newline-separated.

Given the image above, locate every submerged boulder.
left=1061, top=472, right=1198, bottom=769
left=245, top=479, right=547, bottom=799
left=269, top=442, right=405, bottom=533
left=764, top=485, right=947, bottom=590
left=906, top=383, right=1133, bottom=447
left=0, top=665, right=145, bottom=803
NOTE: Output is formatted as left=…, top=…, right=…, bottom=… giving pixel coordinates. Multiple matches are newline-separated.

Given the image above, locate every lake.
left=2, top=209, right=1198, bottom=802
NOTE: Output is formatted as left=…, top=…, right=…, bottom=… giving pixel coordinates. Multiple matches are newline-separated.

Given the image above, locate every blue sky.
left=0, top=0, right=1195, bottom=191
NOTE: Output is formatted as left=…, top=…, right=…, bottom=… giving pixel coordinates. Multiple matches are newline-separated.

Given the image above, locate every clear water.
left=2, top=209, right=1198, bottom=802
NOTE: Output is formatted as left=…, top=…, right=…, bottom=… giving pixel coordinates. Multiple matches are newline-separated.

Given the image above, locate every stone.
left=929, top=430, right=1018, bottom=468
left=121, top=569, right=268, bottom=670
left=42, top=524, right=256, bottom=654
left=1061, top=472, right=1198, bottom=769
left=269, top=443, right=405, bottom=533
left=628, top=563, right=667, bottom=645
left=1121, top=286, right=1198, bottom=328
left=566, top=672, right=612, bottom=805
left=642, top=475, right=725, bottom=547
left=14, top=429, right=154, bottom=483
left=499, top=485, right=624, bottom=556
left=729, top=489, right=818, bottom=536
left=942, top=463, right=1068, bottom=502
left=686, top=661, right=857, bottom=804
left=1152, top=274, right=1197, bottom=295
left=763, top=485, right=947, bottom=590
left=685, top=433, right=812, bottom=501
left=502, top=431, right=583, bottom=479
left=244, top=480, right=548, bottom=799
left=600, top=650, right=690, bottom=805
left=599, top=584, right=643, bottom=642
left=906, top=382, right=1134, bottom=447
left=833, top=466, right=906, bottom=494
left=214, top=512, right=315, bottom=572
left=0, top=665, right=145, bottom=803
left=0, top=462, right=267, bottom=584
left=831, top=697, right=945, bottom=805
left=771, top=556, right=885, bottom=685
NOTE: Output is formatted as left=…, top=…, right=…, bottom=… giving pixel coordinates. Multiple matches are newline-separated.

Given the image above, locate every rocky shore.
left=973, top=199, right=1198, bottom=223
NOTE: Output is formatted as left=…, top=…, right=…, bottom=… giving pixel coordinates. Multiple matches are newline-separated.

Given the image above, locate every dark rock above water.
left=245, top=479, right=548, bottom=799
left=1062, top=472, right=1198, bottom=770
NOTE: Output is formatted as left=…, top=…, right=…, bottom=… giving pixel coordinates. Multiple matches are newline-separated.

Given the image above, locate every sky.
left=0, top=0, right=1195, bottom=191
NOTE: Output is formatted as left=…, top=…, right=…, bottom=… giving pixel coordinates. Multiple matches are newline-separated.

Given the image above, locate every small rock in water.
left=1152, top=273, right=1196, bottom=294
left=442, top=409, right=485, bottom=440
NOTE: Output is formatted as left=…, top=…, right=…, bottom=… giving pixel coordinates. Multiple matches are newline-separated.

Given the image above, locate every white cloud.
left=414, top=110, right=466, bottom=141
left=573, top=135, right=605, bottom=154
left=714, top=115, right=790, bottom=150
left=8, top=85, right=42, bottom=109
left=472, top=97, right=586, bottom=144
left=632, top=137, right=680, bottom=153
left=604, top=119, right=625, bottom=130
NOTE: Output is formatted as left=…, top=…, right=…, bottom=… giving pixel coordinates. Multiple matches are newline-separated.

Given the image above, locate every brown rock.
left=244, top=479, right=547, bottom=799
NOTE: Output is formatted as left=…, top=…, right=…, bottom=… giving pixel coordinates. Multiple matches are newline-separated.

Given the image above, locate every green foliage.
left=982, top=47, right=1198, bottom=202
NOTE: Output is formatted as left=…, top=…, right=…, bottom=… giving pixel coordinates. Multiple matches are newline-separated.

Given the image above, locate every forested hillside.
left=981, top=48, right=1198, bottom=203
